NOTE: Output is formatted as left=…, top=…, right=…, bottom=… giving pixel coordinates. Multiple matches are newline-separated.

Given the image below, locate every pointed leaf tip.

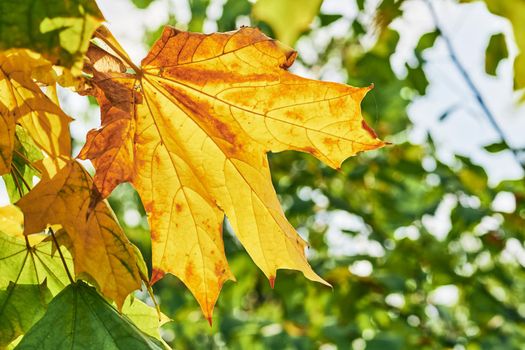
left=150, top=268, right=165, bottom=285
left=269, top=276, right=276, bottom=289
left=207, top=316, right=213, bottom=327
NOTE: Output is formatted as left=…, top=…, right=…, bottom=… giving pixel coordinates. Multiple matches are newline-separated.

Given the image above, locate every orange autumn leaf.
left=79, top=26, right=384, bottom=319
left=16, top=159, right=142, bottom=309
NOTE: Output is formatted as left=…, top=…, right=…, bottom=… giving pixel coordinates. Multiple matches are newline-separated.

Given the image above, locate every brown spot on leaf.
left=361, top=120, right=378, bottom=138
left=322, top=137, right=337, bottom=146
left=303, top=146, right=317, bottom=155
left=160, top=84, right=242, bottom=154
left=185, top=260, right=195, bottom=281
left=214, top=261, right=226, bottom=277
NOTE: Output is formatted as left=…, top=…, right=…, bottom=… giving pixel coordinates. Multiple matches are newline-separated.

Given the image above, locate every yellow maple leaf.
left=79, top=26, right=384, bottom=320
left=0, top=204, right=24, bottom=237
left=0, top=49, right=72, bottom=175
left=16, top=159, right=142, bottom=309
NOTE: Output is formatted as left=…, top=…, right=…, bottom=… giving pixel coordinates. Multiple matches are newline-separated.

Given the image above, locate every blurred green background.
left=77, top=0, right=525, bottom=348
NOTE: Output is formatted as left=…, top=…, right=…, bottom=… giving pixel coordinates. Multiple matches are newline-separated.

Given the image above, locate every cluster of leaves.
left=0, top=1, right=171, bottom=348
left=0, top=0, right=387, bottom=348
left=119, top=0, right=524, bottom=349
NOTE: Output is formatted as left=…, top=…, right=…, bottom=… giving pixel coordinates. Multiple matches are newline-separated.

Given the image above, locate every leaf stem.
left=11, top=162, right=32, bottom=192
left=13, top=148, right=40, bottom=174
left=138, top=269, right=162, bottom=320
left=48, top=227, right=75, bottom=284
left=10, top=169, right=24, bottom=199
left=424, top=0, right=525, bottom=170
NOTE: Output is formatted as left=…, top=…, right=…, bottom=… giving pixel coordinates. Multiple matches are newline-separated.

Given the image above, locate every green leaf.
left=252, top=0, right=322, bottom=45
left=484, top=140, right=509, bottom=153
left=3, top=126, right=44, bottom=202
left=0, top=282, right=52, bottom=347
left=0, top=0, right=104, bottom=75
left=218, top=0, right=252, bottom=31
left=188, top=0, right=210, bottom=32
left=0, top=231, right=72, bottom=295
left=319, top=14, right=343, bottom=27
left=375, top=0, right=405, bottom=30
left=406, top=63, right=430, bottom=95
left=485, top=33, right=508, bottom=76
left=122, top=297, right=171, bottom=342
left=16, top=281, right=166, bottom=350
left=416, top=31, right=439, bottom=52
left=0, top=231, right=73, bottom=345
left=131, top=0, right=156, bottom=9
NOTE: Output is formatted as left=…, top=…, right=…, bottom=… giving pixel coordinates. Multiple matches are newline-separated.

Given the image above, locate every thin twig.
left=11, top=162, right=31, bottom=192
left=13, top=148, right=40, bottom=173
left=424, top=0, right=525, bottom=170
left=10, top=169, right=24, bottom=199
left=48, top=227, right=75, bottom=284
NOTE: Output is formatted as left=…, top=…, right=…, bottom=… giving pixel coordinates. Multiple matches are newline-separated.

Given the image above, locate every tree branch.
left=424, top=0, right=525, bottom=171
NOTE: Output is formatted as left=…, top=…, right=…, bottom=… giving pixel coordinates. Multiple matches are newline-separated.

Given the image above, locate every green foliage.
left=0, top=232, right=72, bottom=296
left=485, top=33, right=508, bottom=76
left=16, top=281, right=166, bottom=350
left=484, top=141, right=510, bottom=153
left=3, top=127, right=44, bottom=202
left=131, top=0, right=156, bottom=9
left=188, top=0, right=211, bottom=32
left=252, top=0, right=322, bottom=45
left=0, top=231, right=73, bottom=346
left=0, top=0, right=103, bottom=74
left=0, top=282, right=52, bottom=347
left=218, top=0, right=252, bottom=32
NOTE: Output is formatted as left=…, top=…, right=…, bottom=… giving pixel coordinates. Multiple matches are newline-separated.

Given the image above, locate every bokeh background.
left=3, top=0, right=525, bottom=349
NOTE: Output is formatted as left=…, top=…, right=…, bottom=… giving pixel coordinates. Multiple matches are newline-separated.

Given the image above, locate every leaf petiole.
left=48, top=227, right=75, bottom=284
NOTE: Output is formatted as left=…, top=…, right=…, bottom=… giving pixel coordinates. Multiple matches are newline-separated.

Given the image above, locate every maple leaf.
left=16, top=281, right=166, bottom=350
left=0, top=230, right=73, bottom=346
left=16, top=159, right=142, bottom=309
left=79, top=26, right=384, bottom=319
left=122, top=296, right=171, bottom=346
left=0, top=50, right=72, bottom=175
left=0, top=205, right=24, bottom=237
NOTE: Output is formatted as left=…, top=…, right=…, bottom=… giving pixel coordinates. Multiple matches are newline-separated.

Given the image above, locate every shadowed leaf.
left=15, top=281, right=166, bottom=350
left=0, top=230, right=73, bottom=346
left=0, top=282, right=52, bottom=347
left=0, top=50, right=72, bottom=176
left=0, top=0, right=104, bottom=75
left=16, top=159, right=142, bottom=309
